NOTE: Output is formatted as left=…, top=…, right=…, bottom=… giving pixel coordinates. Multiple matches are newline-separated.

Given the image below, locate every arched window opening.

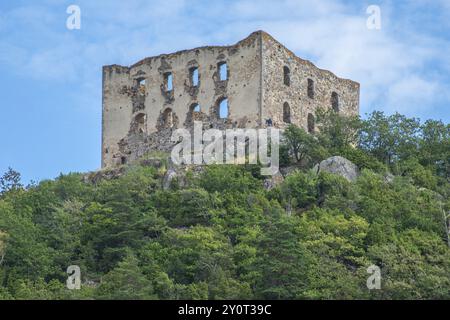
left=307, top=113, right=315, bottom=133
left=162, top=108, right=174, bottom=128
left=218, top=62, right=228, bottom=81
left=189, top=103, right=201, bottom=123
left=283, top=66, right=290, bottom=86
left=121, top=156, right=127, bottom=165
left=283, top=102, right=291, bottom=123
left=218, top=98, right=229, bottom=119
left=190, top=67, right=199, bottom=87
left=135, top=113, right=146, bottom=133
left=164, top=72, right=173, bottom=92
left=307, top=79, right=314, bottom=99
left=192, top=103, right=201, bottom=113
left=136, top=78, right=146, bottom=96
left=136, top=78, right=146, bottom=87
left=331, top=92, right=339, bottom=112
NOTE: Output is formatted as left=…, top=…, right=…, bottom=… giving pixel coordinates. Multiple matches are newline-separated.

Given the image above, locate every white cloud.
left=387, top=76, right=439, bottom=115
left=0, top=0, right=448, bottom=120
left=0, top=43, right=27, bottom=67
left=218, top=0, right=450, bottom=120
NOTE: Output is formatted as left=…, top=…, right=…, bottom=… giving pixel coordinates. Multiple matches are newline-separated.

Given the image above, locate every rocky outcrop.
left=162, top=168, right=179, bottom=190
left=83, top=166, right=127, bottom=184
left=384, top=173, right=395, bottom=184
left=314, top=156, right=359, bottom=182
left=263, top=172, right=284, bottom=190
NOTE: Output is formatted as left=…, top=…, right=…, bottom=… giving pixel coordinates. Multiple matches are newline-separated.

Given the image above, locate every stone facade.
left=102, top=31, right=360, bottom=168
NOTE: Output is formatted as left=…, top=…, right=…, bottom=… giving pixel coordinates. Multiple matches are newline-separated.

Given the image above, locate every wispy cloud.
left=0, top=0, right=449, bottom=121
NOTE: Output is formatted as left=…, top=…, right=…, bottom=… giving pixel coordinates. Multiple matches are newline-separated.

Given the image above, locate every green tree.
left=316, top=108, right=362, bottom=151
left=96, top=252, right=155, bottom=300
left=255, top=210, right=311, bottom=299
left=282, top=125, right=327, bottom=165
left=359, top=112, right=421, bottom=166
left=0, top=167, right=23, bottom=195
left=277, top=170, right=318, bottom=213
left=419, top=119, right=450, bottom=179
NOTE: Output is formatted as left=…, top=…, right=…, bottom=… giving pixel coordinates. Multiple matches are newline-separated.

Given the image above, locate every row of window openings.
left=284, top=69, right=314, bottom=99
left=284, top=66, right=340, bottom=109
left=190, top=99, right=229, bottom=118
left=282, top=103, right=316, bottom=133
left=161, top=99, right=229, bottom=128
left=138, top=97, right=335, bottom=131
left=191, top=99, right=230, bottom=118
left=136, top=62, right=228, bottom=92
left=284, top=67, right=316, bottom=99
left=134, top=98, right=230, bottom=132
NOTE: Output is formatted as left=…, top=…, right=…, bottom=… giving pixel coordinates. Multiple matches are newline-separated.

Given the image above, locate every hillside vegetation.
left=0, top=110, right=449, bottom=300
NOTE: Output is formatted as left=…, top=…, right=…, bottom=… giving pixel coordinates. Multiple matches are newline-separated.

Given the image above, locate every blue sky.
left=0, top=0, right=449, bottom=183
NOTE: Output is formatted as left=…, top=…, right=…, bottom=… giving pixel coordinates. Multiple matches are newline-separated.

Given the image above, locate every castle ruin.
left=102, top=31, right=360, bottom=168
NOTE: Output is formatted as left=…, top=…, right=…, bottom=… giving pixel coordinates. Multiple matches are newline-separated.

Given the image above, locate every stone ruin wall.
left=102, top=31, right=360, bottom=168
left=261, top=33, right=360, bottom=132
left=102, top=33, right=262, bottom=167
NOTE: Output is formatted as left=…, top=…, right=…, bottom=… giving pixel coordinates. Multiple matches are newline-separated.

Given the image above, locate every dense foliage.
left=0, top=111, right=448, bottom=300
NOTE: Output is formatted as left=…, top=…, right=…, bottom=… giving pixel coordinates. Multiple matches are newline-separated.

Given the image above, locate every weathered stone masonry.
left=102, top=31, right=360, bottom=168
